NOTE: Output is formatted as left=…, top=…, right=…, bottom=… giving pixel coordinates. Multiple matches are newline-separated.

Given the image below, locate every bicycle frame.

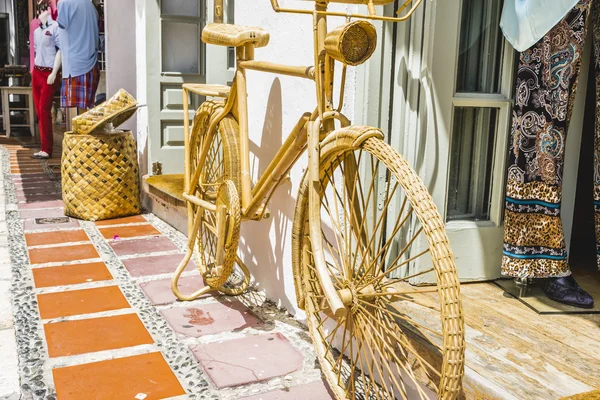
left=182, top=5, right=349, bottom=221
left=178, top=0, right=425, bottom=315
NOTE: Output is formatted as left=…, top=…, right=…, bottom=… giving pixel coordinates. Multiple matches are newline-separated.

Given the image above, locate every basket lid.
left=71, top=89, right=138, bottom=135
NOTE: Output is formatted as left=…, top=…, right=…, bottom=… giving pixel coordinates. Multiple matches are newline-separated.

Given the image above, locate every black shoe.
left=543, top=275, right=594, bottom=309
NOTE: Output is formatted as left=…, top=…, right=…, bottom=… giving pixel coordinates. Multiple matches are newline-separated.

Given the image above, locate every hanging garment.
left=503, top=0, right=600, bottom=278
left=500, top=0, right=579, bottom=51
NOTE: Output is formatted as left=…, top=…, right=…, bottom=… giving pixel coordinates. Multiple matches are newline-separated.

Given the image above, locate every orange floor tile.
left=32, top=262, right=113, bottom=288
left=99, top=224, right=161, bottom=239
left=28, top=244, right=99, bottom=264
left=53, top=352, right=186, bottom=400
left=44, top=313, right=154, bottom=357
left=11, top=168, right=46, bottom=174
left=37, top=286, right=130, bottom=319
left=95, top=215, right=147, bottom=226
left=25, top=230, right=89, bottom=247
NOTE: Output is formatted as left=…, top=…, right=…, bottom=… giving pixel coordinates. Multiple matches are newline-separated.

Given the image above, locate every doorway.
left=0, top=13, right=9, bottom=68
left=570, top=47, right=599, bottom=275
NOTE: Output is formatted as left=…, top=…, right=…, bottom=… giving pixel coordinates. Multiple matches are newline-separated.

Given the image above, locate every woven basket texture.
left=324, top=20, right=377, bottom=66
left=71, top=89, right=137, bottom=135
left=202, top=23, right=270, bottom=48
left=62, top=131, right=141, bottom=221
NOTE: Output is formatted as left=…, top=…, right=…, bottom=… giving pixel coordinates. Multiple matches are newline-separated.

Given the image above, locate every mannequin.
left=31, top=6, right=62, bottom=159
left=500, top=0, right=596, bottom=308
left=29, top=0, right=59, bottom=74
left=57, top=0, right=99, bottom=112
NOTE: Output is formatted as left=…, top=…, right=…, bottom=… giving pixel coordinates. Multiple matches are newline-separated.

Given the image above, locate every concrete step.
left=142, top=174, right=187, bottom=234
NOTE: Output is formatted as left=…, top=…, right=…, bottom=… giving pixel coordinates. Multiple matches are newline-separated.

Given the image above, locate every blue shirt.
left=57, top=0, right=99, bottom=77
left=500, top=0, right=579, bottom=52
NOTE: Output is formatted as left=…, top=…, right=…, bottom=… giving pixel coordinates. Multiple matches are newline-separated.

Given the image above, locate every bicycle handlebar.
left=269, top=0, right=423, bottom=22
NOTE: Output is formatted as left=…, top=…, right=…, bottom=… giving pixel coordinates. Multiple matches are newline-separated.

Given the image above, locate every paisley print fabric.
left=502, top=0, right=600, bottom=278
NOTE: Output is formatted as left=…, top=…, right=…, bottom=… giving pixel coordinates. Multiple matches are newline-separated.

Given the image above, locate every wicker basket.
left=71, top=89, right=138, bottom=135
left=62, top=130, right=141, bottom=221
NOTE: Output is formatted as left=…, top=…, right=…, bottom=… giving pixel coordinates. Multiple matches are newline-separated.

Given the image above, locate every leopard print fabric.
left=503, top=0, right=600, bottom=278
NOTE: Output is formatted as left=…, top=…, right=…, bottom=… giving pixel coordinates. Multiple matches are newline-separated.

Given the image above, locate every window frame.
left=447, top=0, right=516, bottom=227
left=159, top=0, right=205, bottom=76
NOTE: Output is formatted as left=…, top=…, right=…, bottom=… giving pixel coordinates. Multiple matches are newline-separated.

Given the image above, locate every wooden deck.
left=456, top=282, right=600, bottom=399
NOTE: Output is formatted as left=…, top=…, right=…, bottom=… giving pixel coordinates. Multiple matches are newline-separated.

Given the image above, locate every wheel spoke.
left=350, top=156, right=380, bottom=275
left=357, top=303, right=442, bottom=387
left=354, top=311, right=410, bottom=400
left=354, top=181, right=402, bottom=288
left=302, top=141, right=463, bottom=400
left=357, top=298, right=443, bottom=340
left=324, top=166, right=371, bottom=273
left=361, top=252, right=432, bottom=291
left=374, top=304, right=441, bottom=388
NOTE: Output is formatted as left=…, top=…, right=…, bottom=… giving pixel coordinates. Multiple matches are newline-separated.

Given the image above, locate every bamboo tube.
left=238, top=61, right=315, bottom=80
left=246, top=113, right=312, bottom=217
left=182, top=83, right=230, bottom=98
left=244, top=43, right=254, bottom=61
left=269, top=0, right=423, bottom=23
left=171, top=199, right=214, bottom=301
left=183, top=193, right=218, bottom=212
left=236, top=57, right=253, bottom=211
left=182, top=88, right=194, bottom=235
left=367, top=0, right=377, bottom=15
left=307, top=121, right=346, bottom=318
left=215, top=204, right=228, bottom=266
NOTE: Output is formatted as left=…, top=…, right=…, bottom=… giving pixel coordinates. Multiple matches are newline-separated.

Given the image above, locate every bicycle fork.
left=307, top=121, right=347, bottom=319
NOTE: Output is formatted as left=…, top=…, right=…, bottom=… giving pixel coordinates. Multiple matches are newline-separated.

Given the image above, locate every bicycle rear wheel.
left=293, top=130, right=465, bottom=399
left=189, top=101, right=246, bottom=291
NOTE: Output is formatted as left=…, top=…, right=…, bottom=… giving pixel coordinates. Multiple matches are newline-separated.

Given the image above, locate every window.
left=160, top=0, right=205, bottom=75
left=446, top=0, right=515, bottom=222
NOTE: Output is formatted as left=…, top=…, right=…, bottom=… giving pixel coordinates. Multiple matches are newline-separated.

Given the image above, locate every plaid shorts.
left=61, top=65, right=100, bottom=109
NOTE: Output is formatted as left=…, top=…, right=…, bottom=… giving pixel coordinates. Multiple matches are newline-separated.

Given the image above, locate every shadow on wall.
left=394, top=56, right=443, bottom=195
left=238, top=78, right=298, bottom=314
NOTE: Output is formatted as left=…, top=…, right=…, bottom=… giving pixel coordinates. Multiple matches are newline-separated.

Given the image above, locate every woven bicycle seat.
left=71, top=89, right=138, bottom=135
left=202, top=23, right=270, bottom=48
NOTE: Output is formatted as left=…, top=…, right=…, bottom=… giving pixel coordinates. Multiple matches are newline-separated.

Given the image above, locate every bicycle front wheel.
left=293, top=129, right=465, bottom=399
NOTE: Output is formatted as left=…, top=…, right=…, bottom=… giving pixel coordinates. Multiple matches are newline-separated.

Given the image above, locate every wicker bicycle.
left=171, top=0, right=465, bottom=398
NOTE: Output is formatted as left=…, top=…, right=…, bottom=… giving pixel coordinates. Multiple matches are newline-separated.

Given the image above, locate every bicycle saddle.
left=202, top=24, right=270, bottom=48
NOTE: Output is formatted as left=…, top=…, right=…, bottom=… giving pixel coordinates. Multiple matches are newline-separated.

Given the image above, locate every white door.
left=385, top=0, right=517, bottom=281
left=142, top=0, right=234, bottom=175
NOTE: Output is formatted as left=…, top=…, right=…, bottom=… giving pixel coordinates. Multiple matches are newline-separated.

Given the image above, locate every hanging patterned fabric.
left=503, top=0, right=600, bottom=278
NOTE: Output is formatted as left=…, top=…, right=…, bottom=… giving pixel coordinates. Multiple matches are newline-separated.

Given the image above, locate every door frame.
left=360, top=0, right=517, bottom=282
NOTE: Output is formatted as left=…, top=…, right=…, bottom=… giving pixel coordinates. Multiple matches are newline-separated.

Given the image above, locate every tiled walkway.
left=1, top=137, right=333, bottom=399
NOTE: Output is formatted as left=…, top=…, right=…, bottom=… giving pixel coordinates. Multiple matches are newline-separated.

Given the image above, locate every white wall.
left=118, top=0, right=368, bottom=317
left=235, top=2, right=360, bottom=316
left=105, top=0, right=137, bottom=133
